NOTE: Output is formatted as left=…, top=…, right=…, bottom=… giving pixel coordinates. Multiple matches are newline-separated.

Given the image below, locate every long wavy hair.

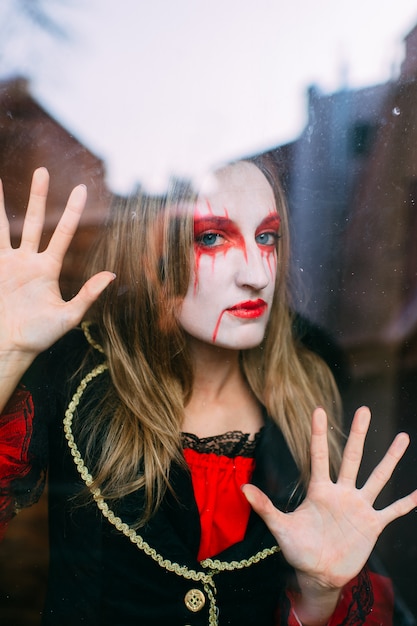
left=81, top=155, right=343, bottom=526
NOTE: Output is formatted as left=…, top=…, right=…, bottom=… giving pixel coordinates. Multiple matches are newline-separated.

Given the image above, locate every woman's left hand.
left=242, top=406, right=417, bottom=593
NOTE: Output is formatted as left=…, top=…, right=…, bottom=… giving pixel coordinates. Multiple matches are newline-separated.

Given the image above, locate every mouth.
left=227, top=299, right=268, bottom=319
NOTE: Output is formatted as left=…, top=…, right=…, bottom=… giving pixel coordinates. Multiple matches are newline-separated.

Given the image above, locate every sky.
left=1, top=0, right=417, bottom=193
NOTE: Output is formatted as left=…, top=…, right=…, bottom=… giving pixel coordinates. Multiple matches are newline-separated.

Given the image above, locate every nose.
left=235, top=242, right=271, bottom=291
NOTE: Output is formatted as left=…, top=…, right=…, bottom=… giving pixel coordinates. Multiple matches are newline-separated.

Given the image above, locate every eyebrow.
left=194, top=212, right=279, bottom=226
left=193, top=212, right=280, bottom=237
left=193, top=215, right=236, bottom=235
left=256, top=213, right=281, bottom=231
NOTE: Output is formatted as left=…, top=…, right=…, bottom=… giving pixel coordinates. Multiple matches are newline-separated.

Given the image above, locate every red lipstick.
left=227, top=299, right=267, bottom=319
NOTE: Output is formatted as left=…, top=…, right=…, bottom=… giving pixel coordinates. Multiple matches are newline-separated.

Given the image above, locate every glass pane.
left=1, top=1, right=417, bottom=623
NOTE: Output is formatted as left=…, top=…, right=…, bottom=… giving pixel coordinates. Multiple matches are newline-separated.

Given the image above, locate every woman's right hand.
left=0, top=167, right=115, bottom=364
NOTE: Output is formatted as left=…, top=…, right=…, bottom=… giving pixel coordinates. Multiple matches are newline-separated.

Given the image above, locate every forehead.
left=196, top=162, right=276, bottom=217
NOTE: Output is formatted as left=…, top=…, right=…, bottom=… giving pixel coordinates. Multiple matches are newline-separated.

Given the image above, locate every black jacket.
left=14, top=329, right=400, bottom=625
left=21, top=329, right=300, bottom=625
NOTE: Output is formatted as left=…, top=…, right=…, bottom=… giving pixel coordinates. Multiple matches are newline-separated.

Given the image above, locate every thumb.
left=241, top=484, right=283, bottom=533
left=79, top=271, right=117, bottom=302
left=65, top=271, right=116, bottom=325
left=242, top=485, right=291, bottom=547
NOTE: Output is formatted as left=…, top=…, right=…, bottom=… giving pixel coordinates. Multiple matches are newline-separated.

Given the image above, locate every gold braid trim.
left=81, top=320, right=105, bottom=354
left=201, top=547, right=280, bottom=571
left=63, top=363, right=281, bottom=625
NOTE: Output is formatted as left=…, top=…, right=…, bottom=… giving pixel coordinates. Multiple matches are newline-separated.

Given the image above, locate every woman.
left=0, top=159, right=415, bottom=625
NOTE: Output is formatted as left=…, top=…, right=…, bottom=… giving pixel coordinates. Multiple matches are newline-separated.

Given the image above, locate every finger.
left=362, top=432, right=410, bottom=503
left=62, top=271, right=116, bottom=328
left=0, top=179, right=11, bottom=251
left=378, top=488, right=417, bottom=528
left=20, top=168, right=49, bottom=252
left=242, top=484, right=285, bottom=537
left=338, top=407, right=371, bottom=485
left=309, top=407, right=330, bottom=482
left=46, top=184, right=87, bottom=262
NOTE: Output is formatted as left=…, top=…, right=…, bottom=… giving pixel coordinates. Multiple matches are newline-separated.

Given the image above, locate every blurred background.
left=2, top=0, right=417, bottom=623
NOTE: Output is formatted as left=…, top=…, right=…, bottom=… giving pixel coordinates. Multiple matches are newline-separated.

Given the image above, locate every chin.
left=214, top=332, right=266, bottom=351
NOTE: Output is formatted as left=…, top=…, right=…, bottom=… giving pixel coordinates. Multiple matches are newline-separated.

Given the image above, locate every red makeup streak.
left=255, top=213, right=281, bottom=236
left=212, top=300, right=267, bottom=342
left=193, top=211, right=280, bottom=294
left=193, top=215, right=247, bottom=292
left=212, top=309, right=227, bottom=342
left=256, top=213, right=280, bottom=278
left=194, top=216, right=245, bottom=253
left=261, top=250, right=277, bottom=280
left=194, top=200, right=229, bottom=219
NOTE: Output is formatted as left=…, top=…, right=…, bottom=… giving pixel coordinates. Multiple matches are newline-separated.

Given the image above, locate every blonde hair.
left=82, top=157, right=342, bottom=526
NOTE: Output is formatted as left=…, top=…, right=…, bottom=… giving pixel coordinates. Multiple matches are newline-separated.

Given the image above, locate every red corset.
left=182, top=430, right=258, bottom=561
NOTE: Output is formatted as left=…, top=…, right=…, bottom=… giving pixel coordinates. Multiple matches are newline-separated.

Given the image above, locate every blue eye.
left=255, top=232, right=279, bottom=246
left=196, top=232, right=224, bottom=246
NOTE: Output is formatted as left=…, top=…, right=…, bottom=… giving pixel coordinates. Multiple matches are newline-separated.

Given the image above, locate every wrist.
left=291, top=573, right=342, bottom=626
left=0, top=349, right=36, bottom=412
left=0, top=347, right=37, bottom=369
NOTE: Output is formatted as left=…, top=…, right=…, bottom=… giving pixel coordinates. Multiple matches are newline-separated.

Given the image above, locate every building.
left=0, top=76, right=112, bottom=299
left=265, top=25, right=417, bottom=617
left=0, top=76, right=112, bottom=623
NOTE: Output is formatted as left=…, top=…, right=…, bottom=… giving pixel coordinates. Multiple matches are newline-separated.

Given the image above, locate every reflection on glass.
left=1, top=2, right=417, bottom=623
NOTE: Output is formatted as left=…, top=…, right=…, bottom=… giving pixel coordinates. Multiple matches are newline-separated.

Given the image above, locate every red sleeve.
left=328, top=567, right=394, bottom=626
left=276, top=567, right=394, bottom=625
left=0, top=387, right=36, bottom=539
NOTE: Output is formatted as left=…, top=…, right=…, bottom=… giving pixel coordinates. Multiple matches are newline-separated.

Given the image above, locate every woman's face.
left=177, top=161, right=280, bottom=350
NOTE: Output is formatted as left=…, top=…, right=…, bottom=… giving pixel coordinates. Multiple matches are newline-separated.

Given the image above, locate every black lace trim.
left=336, top=567, right=373, bottom=625
left=181, top=429, right=262, bottom=458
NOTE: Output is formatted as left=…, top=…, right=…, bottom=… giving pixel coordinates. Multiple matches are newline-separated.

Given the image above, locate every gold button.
left=184, top=588, right=206, bottom=612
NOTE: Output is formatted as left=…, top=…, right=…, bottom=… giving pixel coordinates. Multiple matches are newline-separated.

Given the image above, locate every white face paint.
left=177, top=162, right=280, bottom=350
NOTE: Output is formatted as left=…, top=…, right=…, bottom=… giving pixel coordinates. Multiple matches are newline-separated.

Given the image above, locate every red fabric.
left=280, top=567, right=394, bottom=625
left=183, top=447, right=255, bottom=561
left=329, top=569, right=394, bottom=625
left=0, top=387, right=35, bottom=539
